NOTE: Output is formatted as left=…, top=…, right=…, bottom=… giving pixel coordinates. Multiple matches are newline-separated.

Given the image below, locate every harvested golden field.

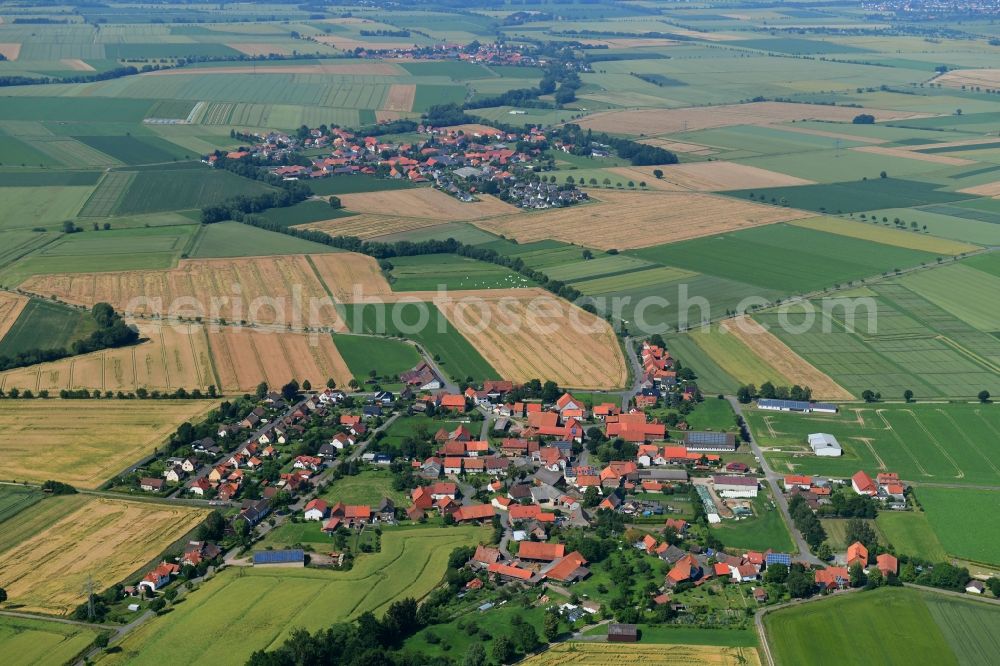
left=935, top=68, right=1000, bottom=89
left=722, top=317, right=853, bottom=400
left=577, top=102, right=926, bottom=136
left=0, top=497, right=206, bottom=615
left=384, top=84, right=416, bottom=112
left=225, top=42, right=292, bottom=56
left=298, top=213, right=447, bottom=240
left=475, top=191, right=811, bottom=250
left=20, top=255, right=336, bottom=327
left=308, top=252, right=391, bottom=301
left=59, top=58, right=95, bottom=71
left=607, top=162, right=814, bottom=191
left=639, top=138, right=717, bottom=155
left=0, top=291, right=28, bottom=341
left=776, top=125, right=887, bottom=144
left=437, top=293, right=627, bottom=389
left=522, top=642, right=761, bottom=666
left=143, top=62, right=403, bottom=76
left=0, top=400, right=216, bottom=487
left=849, top=145, right=974, bottom=166
left=790, top=217, right=979, bottom=255
left=0, top=42, right=20, bottom=60
left=959, top=180, right=1000, bottom=196
left=339, top=188, right=518, bottom=221
left=208, top=327, right=353, bottom=393
left=0, top=322, right=214, bottom=393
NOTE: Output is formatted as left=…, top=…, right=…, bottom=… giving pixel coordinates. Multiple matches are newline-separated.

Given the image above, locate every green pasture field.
left=734, top=148, right=950, bottom=184
left=876, top=510, right=948, bottom=562
left=258, top=200, right=356, bottom=228
left=111, top=167, right=277, bottom=216
left=765, top=588, right=957, bottom=666
left=146, top=99, right=198, bottom=120
left=0, top=298, right=98, bottom=356
left=372, top=221, right=499, bottom=245
left=684, top=396, right=737, bottom=432
left=100, top=526, right=488, bottom=666
left=923, top=592, right=1000, bottom=664
left=709, top=490, right=795, bottom=552
left=629, top=224, right=936, bottom=294
left=378, top=414, right=462, bottom=451
left=330, top=333, right=420, bottom=381
left=0, top=231, right=59, bottom=274
left=412, top=84, right=468, bottom=112
left=961, top=252, right=1000, bottom=279
left=405, top=605, right=550, bottom=660
left=0, top=97, right=153, bottom=123
left=544, top=254, right=655, bottom=282
left=663, top=333, right=740, bottom=395
left=343, top=303, right=498, bottom=382
left=0, top=615, right=99, bottom=666
left=1, top=186, right=95, bottom=230
left=0, top=224, right=195, bottom=284
left=820, top=518, right=883, bottom=551
left=863, top=208, right=1000, bottom=246
left=0, top=136, right=66, bottom=168
left=387, top=253, right=532, bottom=291
left=571, top=266, right=695, bottom=295
left=0, top=486, right=42, bottom=525
left=899, top=263, right=1000, bottom=332
left=746, top=403, right=1000, bottom=488
left=319, top=469, right=409, bottom=506
left=917, top=487, right=1000, bottom=566
left=189, top=222, right=338, bottom=258
left=400, top=61, right=492, bottom=80
left=308, top=176, right=416, bottom=196
left=684, top=325, right=794, bottom=389
left=728, top=37, right=873, bottom=55
left=0, top=494, right=84, bottom=554
left=724, top=178, right=973, bottom=215
left=72, top=135, right=190, bottom=165
left=104, top=43, right=241, bottom=59
left=78, top=171, right=135, bottom=218
left=755, top=279, right=1000, bottom=399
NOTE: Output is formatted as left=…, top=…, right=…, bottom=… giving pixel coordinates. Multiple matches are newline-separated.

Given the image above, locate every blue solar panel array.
left=766, top=552, right=792, bottom=566
left=253, top=549, right=304, bottom=565
left=758, top=399, right=837, bottom=412
left=685, top=431, right=730, bottom=445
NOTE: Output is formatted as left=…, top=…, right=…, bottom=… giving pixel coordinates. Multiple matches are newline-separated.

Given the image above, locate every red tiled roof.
left=488, top=562, right=532, bottom=580
left=518, top=541, right=565, bottom=561
left=454, top=504, right=495, bottom=521
left=545, top=551, right=588, bottom=582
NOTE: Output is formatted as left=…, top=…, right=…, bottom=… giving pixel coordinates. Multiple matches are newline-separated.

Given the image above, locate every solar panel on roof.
left=766, top=553, right=792, bottom=566
left=253, top=549, right=304, bottom=564
left=686, top=432, right=728, bottom=444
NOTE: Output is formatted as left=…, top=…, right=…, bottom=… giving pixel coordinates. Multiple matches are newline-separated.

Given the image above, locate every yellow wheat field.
left=607, top=162, right=814, bottom=192
left=521, top=642, right=761, bottom=666
left=722, top=317, right=854, bottom=400
left=0, top=291, right=28, bottom=341
left=437, top=293, right=628, bottom=389
left=789, top=217, right=978, bottom=255
left=0, top=497, right=206, bottom=615
left=472, top=190, right=811, bottom=250
left=0, top=400, right=216, bottom=487
left=339, top=188, right=518, bottom=220
left=384, top=84, right=416, bottom=112
left=298, top=213, right=452, bottom=240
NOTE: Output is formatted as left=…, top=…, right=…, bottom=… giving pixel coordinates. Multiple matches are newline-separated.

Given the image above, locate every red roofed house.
left=784, top=475, right=812, bottom=490
left=428, top=482, right=457, bottom=499
left=815, top=566, right=850, bottom=590
left=664, top=518, right=688, bottom=533
left=453, top=504, right=495, bottom=522
left=846, top=541, right=869, bottom=567
left=439, top=394, right=467, bottom=411
left=852, top=470, right=878, bottom=496
left=139, top=561, right=180, bottom=592
left=518, top=541, right=565, bottom=562
left=303, top=499, right=328, bottom=521
left=666, top=554, right=701, bottom=587
left=411, top=486, right=434, bottom=510
left=489, top=562, right=533, bottom=582
left=639, top=534, right=657, bottom=555
left=545, top=551, right=590, bottom=583
left=876, top=553, right=898, bottom=577
left=606, top=413, right=666, bottom=443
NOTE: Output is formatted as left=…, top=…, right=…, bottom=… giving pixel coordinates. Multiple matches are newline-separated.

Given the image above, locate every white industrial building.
left=711, top=475, right=759, bottom=499
left=757, top=399, right=838, bottom=414
left=808, top=433, right=843, bottom=457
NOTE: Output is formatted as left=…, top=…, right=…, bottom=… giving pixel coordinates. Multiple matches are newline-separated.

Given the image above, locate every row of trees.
left=736, top=382, right=812, bottom=403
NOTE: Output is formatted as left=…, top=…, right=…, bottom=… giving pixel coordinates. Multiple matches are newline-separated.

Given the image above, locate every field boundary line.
left=875, top=409, right=932, bottom=477
left=902, top=408, right=964, bottom=479
left=937, top=409, right=1000, bottom=478
left=852, top=437, right=887, bottom=471
left=182, top=223, right=207, bottom=259
left=304, top=254, right=336, bottom=300
left=200, top=326, right=222, bottom=390
left=158, top=327, right=172, bottom=388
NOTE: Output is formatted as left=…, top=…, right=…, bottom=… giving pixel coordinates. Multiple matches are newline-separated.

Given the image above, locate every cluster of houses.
left=851, top=470, right=908, bottom=509
left=133, top=541, right=221, bottom=595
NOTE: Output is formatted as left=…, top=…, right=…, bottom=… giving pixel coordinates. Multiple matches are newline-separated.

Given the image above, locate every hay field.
left=577, top=102, right=926, bottom=136
left=776, top=125, right=888, bottom=144
left=299, top=213, right=447, bottom=240
left=639, top=138, right=718, bottom=155
left=958, top=181, right=1000, bottom=196
left=0, top=497, right=205, bottom=615
left=474, top=191, right=811, bottom=250
left=339, top=188, right=518, bottom=220
left=225, top=43, right=292, bottom=56
left=0, top=322, right=214, bottom=393
left=0, top=43, right=20, bottom=60
left=19, top=255, right=339, bottom=327
left=789, top=217, right=979, bottom=255
left=59, top=58, right=95, bottom=71
left=207, top=327, right=353, bottom=392
left=0, top=400, right=215, bottom=487
left=436, top=293, right=627, bottom=389
left=522, top=643, right=761, bottom=666
left=608, top=162, right=814, bottom=191
left=936, top=69, right=1000, bottom=89
left=308, top=251, right=392, bottom=301
left=384, top=84, right=416, bottom=112
left=850, top=145, right=974, bottom=166
left=0, top=291, right=28, bottom=342
left=722, top=317, right=853, bottom=400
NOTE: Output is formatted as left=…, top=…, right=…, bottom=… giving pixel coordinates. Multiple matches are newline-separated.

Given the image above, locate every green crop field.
left=331, top=333, right=421, bottom=381
left=112, top=167, right=277, bottom=216
left=1, top=186, right=96, bottom=230
left=188, top=221, right=339, bottom=258
left=0, top=486, right=42, bottom=524
left=765, top=588, right=959, bottom=666
left=101, top=526, right=488, bottom=665
left=917, top=487, right=1000, bottom=566
left=373, top=221, right=499, bottom=245
left=629, top=224, right=936, bottom=293
left=0, top=615, right=99, bottom=666
left=343, top=303, right=498, bottom=382
left=73, top=135, right=189, bottom=165
left=387, top=253, right=532, bottom=291
left=258, top=200, right=356, bottom=228
left=725, top=179, right=974, bottom=214
left=923, top=593, right=1000, bottom=665
left=378, top=414, right=462, bottom=450
left=0, top=171, right=101, bottom=187
left=746, top=403, right=1000, bottom=488
left=308, top=176, right=417, bottom=196
left=709, top=490, right=795, bottom=552
left=0, top=298, right=98, bottom=356
left=319, top=469, right=410, bottom=506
